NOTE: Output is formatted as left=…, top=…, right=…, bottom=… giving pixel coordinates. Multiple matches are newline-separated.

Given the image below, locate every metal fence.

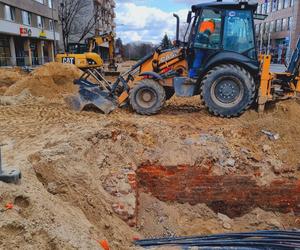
left=0, top=57, right=53, bottom=67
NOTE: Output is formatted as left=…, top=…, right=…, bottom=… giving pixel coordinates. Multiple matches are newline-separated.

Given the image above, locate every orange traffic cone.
left=99, top=239, right=110, bottom=250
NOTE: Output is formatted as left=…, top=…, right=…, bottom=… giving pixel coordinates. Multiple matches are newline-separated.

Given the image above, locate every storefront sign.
left=39, top=30, right=47, bottom=38
left=20, top=27, right=32, bottom=37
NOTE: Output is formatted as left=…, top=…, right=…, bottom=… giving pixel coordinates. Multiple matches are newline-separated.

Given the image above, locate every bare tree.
left=123, top=42, right=156, bottom=60
left=58, top=0, right=100, bottom=52
left=179, top=22, right=191, bottom=42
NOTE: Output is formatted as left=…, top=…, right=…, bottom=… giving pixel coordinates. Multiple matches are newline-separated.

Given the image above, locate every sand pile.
left=5, top=63, right=82, bottom=99
left=0, top=68, right=25, bottom=94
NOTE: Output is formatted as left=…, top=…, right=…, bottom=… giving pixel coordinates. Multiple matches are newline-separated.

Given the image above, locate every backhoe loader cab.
left=128, top=1, right=260, bottom=117
left=188, top=3, right=258, bottom=69
left=187, top=2, right=258, bottom=72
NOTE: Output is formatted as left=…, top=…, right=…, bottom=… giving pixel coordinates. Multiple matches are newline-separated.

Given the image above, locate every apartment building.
left=0, top=0, right=60, bottom=67
left=255, top=0, right=299, bottom=63
left=94, top=0, right=116, bottom=60
left=67, top=0, right=116, bottom=60
left=94, top=0, right=116, bottom=35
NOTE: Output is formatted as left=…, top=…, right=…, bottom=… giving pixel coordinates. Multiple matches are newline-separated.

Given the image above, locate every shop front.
left=0, top=35, right=11, bottom=66
left=14, top=36, right=26, bottom=66
left=0, top=19, right=59, bottom=67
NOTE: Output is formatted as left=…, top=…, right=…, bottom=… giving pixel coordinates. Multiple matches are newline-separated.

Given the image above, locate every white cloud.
left=116, top=2, right=189, bottom=44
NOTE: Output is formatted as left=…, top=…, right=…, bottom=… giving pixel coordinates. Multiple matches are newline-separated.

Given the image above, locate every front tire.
left=201, top=64, right=256, bottom=117
left=129, top=79, right=166, bottom=115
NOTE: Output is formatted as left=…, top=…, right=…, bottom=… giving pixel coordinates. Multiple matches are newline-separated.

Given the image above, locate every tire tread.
left=200, top=64, right=256, bottom=118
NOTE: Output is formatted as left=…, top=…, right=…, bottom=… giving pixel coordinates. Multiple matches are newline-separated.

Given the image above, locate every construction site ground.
left=0, top=63, right=299, bottom=249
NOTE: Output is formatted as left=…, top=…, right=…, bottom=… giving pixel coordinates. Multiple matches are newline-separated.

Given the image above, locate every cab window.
left=194, top=9, right=222, bottom=49
left=223, top=10, right=256, bottom=59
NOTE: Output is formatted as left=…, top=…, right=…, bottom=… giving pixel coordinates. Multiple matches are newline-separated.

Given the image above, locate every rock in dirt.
left=0, top=89, right=34, bottom=105
left=262, top=144, right=271, bottom=153
left=225, top=158, right=236, bottom=167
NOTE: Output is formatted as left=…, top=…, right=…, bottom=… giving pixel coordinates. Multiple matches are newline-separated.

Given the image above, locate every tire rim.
left=135, top=87, right=157, bottom=109
left=211, top=76, right=244, bottom=108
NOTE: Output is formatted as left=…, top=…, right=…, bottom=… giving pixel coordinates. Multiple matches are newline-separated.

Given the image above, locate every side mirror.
left=187, top=11, right=192, bottom=23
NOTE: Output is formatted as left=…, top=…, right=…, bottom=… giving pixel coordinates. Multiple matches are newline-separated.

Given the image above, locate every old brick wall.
left=137, top=165, right=300, bottom=218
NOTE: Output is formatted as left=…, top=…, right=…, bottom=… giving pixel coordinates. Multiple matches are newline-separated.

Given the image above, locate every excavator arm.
left=88, top=32, right=117, bottom=71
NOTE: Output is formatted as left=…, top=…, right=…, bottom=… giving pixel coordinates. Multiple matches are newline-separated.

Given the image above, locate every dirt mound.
left=0, top=68, right=26, bottom=94
left=5, top=63, right=81, bottom=99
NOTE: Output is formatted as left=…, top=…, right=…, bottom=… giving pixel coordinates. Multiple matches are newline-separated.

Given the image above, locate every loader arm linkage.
left=258, top=45, right=300, bottom=113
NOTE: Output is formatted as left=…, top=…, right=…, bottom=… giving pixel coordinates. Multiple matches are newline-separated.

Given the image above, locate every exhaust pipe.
left=173, top=13, right=180, bottom=47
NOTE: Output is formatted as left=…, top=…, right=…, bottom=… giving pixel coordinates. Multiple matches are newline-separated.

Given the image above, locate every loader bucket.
left=65, top=79, right=117, bottom=114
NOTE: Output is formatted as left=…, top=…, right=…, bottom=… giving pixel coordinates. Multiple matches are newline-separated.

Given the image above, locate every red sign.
left=20, top=27, right=32, bottom=37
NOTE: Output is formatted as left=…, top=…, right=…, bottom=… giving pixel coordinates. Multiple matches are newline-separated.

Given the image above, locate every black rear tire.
left=129, top=79, right=166, bottom=115
left=201, top=64, right=256, bottom=117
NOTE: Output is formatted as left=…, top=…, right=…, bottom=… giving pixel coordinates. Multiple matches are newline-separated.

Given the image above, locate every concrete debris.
left=261, top=130, right=280, bottom=140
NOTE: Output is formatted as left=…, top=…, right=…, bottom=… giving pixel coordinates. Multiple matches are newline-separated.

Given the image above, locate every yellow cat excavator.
left=56, top=32, right=118, bottom=72
left=66, top=1, right=300, bottom=117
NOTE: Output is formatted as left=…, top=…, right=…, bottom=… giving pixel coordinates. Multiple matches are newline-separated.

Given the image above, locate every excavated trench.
left=29, top=133, right=300, bottom=242
left=31, top=158, right=300, bottom=230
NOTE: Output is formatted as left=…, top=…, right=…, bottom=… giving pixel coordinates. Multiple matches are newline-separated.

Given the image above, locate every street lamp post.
left=287, top=0, right=295, bottom=63
left=51, top=0, right=57, bottom=58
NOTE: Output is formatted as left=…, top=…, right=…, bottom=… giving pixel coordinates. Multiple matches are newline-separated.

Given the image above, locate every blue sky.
left=115, top=0, right=199, bottom=44
left=131, top=0, right=195, bottom=12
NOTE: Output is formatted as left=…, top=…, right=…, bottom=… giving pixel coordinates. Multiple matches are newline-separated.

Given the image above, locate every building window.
left=271, top=0, right=276, bottom=11
left=265, top=22, right=270, bottom=33
left=49, top=19, right=54, bottom=31
left=267, top=1, right=272, bottom=13
left=261, top=22, right=265, bottom=34
left=288, top=16, right=293, bottom=30
left=22, top=11, right=31, bottom=26
left=0, top=36, right=11, bottom=66
left=35, top=0, right=44, bottom=3
left=255, top=24, right=259, bottom=35
left=48, top=0, right=53, bottom=8
left=257, top=4, right=261, bottom=14
left=261, top=3, right=266, bottom=14
left=290, top=0, right=294, bottom=6
left=275, top=19, right=282, bottom=32
left=4, top=5, right=15, bottom=21
left=37, top=16, right=44, bottom=29
left=282, top=18, right=288, bottom=30
left=283, top=0, right=289, bottom=8
left=270, top=21, right=275, bottom=32
left=277, top=0, right=283, bottom=10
